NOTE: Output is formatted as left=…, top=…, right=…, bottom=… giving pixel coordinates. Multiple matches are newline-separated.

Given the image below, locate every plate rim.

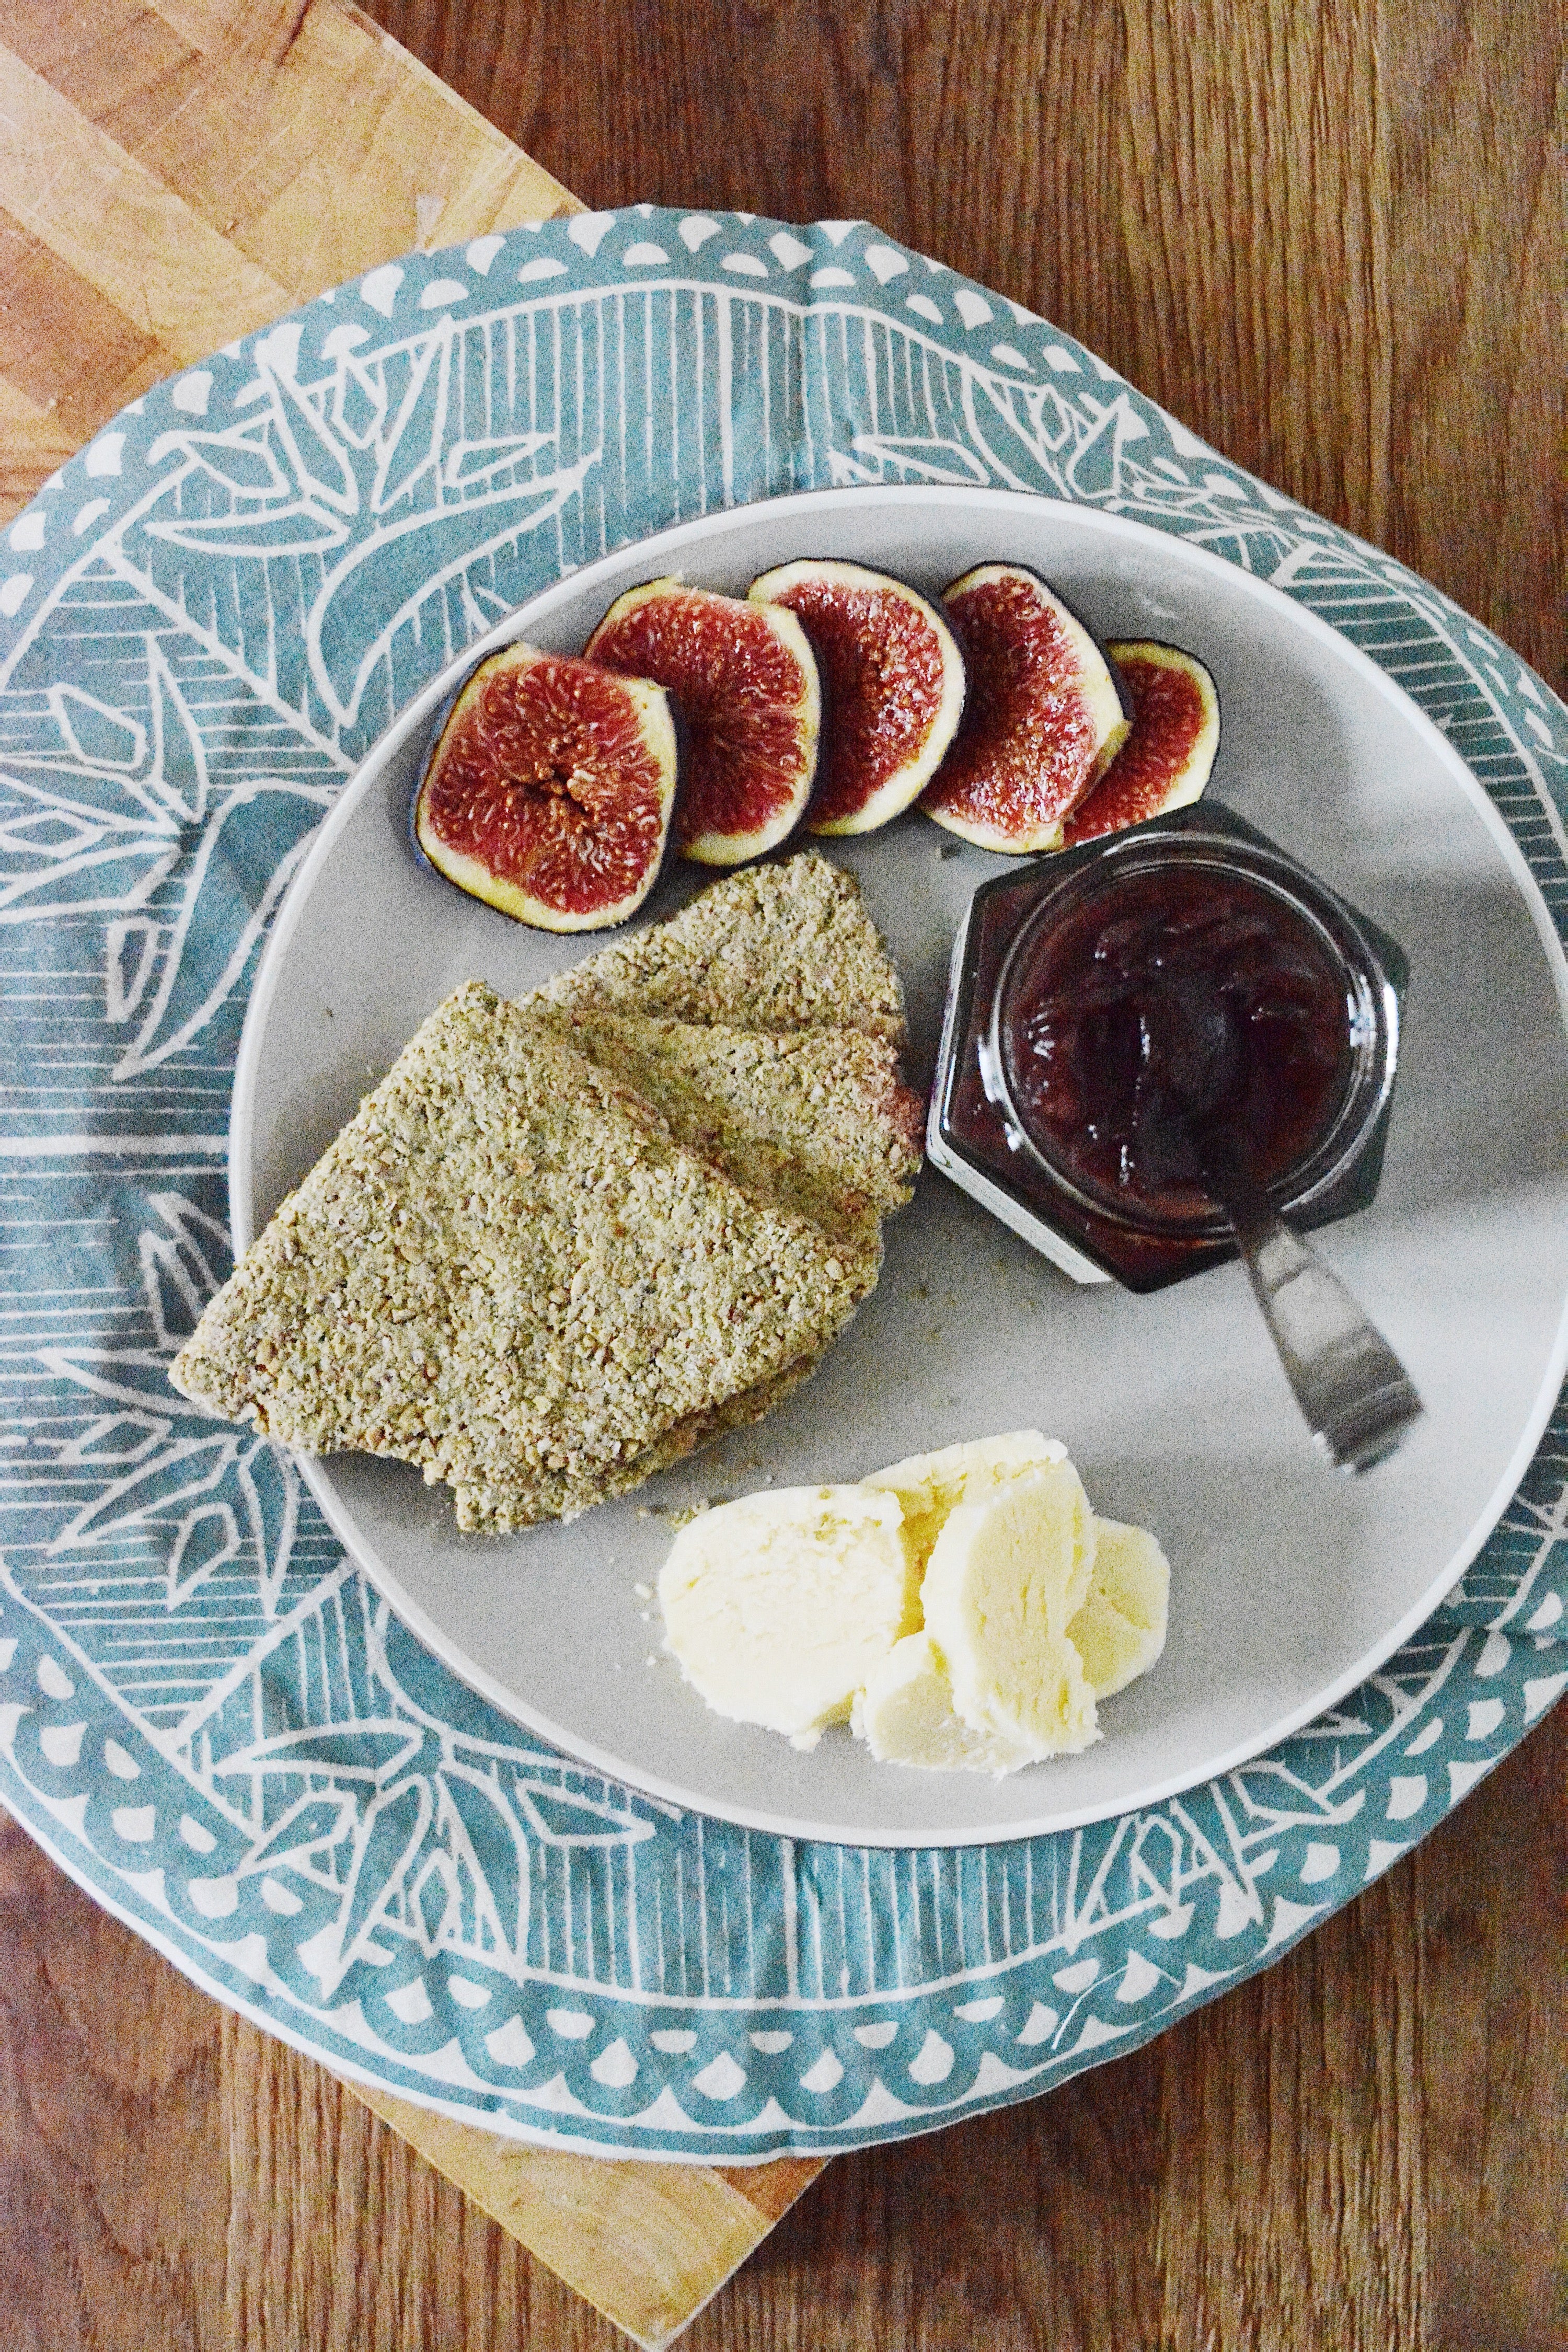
left=230, top=481, right=1568, bottom=1848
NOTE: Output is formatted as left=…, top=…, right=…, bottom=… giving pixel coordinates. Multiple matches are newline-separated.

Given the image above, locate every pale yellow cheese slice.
left=1066, top=1518, right=1171, bottom=1699
left=851, top=1631, right=1034, bottom=1774
left=863, top=1429, right=1067, bottom=1570
left=852, top=1516, right=1170, bottom=1774
left=658, top=1485, right=921, bottom=1746
left=919, top=1462, right=1100, bottom=1758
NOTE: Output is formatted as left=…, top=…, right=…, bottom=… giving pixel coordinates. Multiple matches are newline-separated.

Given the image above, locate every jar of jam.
left=928, top=805, right=1406, bottom=1292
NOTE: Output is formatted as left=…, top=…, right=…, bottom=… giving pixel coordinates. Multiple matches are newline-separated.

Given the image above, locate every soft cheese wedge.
left=658, top=1485, right=921, bottom=1746
left=863, top=1429, right=1067, bottom=1569
left=920, top=1462, right=1100, bottom=1758
left=851, top=1632, right=1034, bottom=1774
left=1066, top=1518, right=1170, bottom=1699
left=855, top=1524, right=1171, bottom=1774
left=656, top=1434, right=1171, bottom=1776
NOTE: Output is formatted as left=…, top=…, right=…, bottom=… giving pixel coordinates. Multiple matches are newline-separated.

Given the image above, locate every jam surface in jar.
left=997, top=860, right=1354, bottom=1227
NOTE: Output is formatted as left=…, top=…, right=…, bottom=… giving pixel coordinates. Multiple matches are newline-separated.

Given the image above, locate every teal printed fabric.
left=0, top=212, right=1562, bottom=2158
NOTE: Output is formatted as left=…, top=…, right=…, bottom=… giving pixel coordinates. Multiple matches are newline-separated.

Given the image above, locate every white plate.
left=231, top=486, right=1568, bottom=1848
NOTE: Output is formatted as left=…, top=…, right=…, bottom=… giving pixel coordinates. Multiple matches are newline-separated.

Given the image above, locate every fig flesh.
left=584, top=577, right=821, bottom=866
left=1062, top=641, right=1219, bottom=847
left=414, top=643, right=678, bottom=931
left=748, top=559, right=965, bottom=835
left=919, top=563, right=1130, bottom=851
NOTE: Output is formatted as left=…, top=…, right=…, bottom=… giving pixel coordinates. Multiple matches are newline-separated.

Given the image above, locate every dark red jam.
left=997, top=861, right=1354, bottom=1228
left=932, top=808, right=1406, bottom=1293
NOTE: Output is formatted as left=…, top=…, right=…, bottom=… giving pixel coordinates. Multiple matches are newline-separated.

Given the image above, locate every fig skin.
left=748, top=559, right=966, bottom=836
left=584, top=577, right=821, bottom=867
left=1062, top=641, right=1220, bottom=847
left=414, top=641, right=679, bottom=932
left=920, top=563, right=1131, bottom=853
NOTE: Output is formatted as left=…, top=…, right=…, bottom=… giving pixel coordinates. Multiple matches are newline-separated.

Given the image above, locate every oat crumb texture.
left=172, top=857, right=919, bottom=1532
left=535, top=849, right=908, bottom=1040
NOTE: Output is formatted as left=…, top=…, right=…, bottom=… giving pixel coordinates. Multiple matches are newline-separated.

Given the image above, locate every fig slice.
left=584, top=577, right=821, bottom=866
left=748, top=559, right=965, bottom=835
left=414, top=642, right=678, bottom=931
left=1062, top=641, right=1220, bottom=847
left=919, top=563, right=1130, bottom=852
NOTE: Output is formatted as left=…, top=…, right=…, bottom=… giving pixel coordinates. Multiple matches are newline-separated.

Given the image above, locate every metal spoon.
left=1138, top=980, right=1422, bottom=1472
left=1193, top=1125, right=1423, bottom=1471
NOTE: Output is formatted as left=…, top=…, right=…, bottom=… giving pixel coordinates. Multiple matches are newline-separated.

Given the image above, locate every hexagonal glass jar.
left=927, top=804, right=1408, bottom=1293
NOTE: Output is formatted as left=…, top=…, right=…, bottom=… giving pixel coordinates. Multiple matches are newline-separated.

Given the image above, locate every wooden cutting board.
left=0, top=0, right=823, bottom=2341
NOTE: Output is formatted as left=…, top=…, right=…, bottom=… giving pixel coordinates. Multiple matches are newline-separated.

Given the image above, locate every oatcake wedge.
left=534, top=849, right=907, bottom=1042
left=171, top=983, right=867, bottom=1532
left=529, top=857, right=921, bottom=1478
left=525, top=1009, right=923, bottom=1256
left=513, top=1008, right=926, bottom=1492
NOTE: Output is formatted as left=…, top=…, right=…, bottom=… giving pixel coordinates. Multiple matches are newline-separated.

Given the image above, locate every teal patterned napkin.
left=0, top=211, right=1562, bottom=2158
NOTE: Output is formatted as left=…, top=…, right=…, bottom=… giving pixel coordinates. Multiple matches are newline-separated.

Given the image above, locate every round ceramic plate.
left=234, top=483, right=1568, bottom=1848
left=3, top=213, right=1563, bottom=2159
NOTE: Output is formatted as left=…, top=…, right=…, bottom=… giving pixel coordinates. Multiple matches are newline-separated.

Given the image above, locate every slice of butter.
left=851, top=1631, right=1034, bottom=1775
left=1067, top=1518, right=1170, bottom=1699
left=920, top=1462, right=1100, bottom=1758
left=658, top=1485, right=920, bottom=1746
left=863, top=1430, right=1067, bottom=1569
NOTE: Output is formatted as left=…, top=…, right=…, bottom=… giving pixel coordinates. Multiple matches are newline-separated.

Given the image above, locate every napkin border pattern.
left=0, top=211, right=1562, bottom=2159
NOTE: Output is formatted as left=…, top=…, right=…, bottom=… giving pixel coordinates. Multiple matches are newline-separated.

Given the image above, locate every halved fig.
left=584, top=578, right=820, bottom=866
left=919, top=563, right=1130, bottom=851
left=1062, top=641, right=1220, bottom=847
left=749, top=559, right=965, bottom=835
left=414, top=643, right=678, bottom=931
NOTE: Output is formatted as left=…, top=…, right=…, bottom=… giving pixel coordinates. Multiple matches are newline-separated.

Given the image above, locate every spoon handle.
left=1205, top=1152, right=1422, bottom=1472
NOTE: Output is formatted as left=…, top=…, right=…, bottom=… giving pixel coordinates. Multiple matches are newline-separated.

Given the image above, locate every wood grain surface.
left=0, top=0, right=577, bottom=516
left=1, top=1717, right=1561, bottom=2350
left=0, top=1, right=1563, bottom=2346
left=348, top=2082, right=822, bottom=2347
left=367, top=0, right=1563, bottom=696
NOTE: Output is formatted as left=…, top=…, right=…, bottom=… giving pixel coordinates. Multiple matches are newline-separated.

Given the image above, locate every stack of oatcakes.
left=171, top=854, right=923, bottom=1532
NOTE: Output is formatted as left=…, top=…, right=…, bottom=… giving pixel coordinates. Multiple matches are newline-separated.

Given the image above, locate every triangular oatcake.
left=171, top=984, right=867, bottom=1532
left=510, top=1006, right=926, bottom=1495
left=526, top=854, right=921, bottom=1479
left=524, top=1008, right=923, bottom=1256
left=533, top=849, right=907, bottom=1042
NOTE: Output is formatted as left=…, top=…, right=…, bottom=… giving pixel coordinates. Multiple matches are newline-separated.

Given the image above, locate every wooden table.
left=0, top=3, right=1561, bottom=2345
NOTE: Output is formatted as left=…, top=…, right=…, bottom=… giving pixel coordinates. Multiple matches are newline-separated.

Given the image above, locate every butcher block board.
left=353, top=2081, right=825, bottom=2350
